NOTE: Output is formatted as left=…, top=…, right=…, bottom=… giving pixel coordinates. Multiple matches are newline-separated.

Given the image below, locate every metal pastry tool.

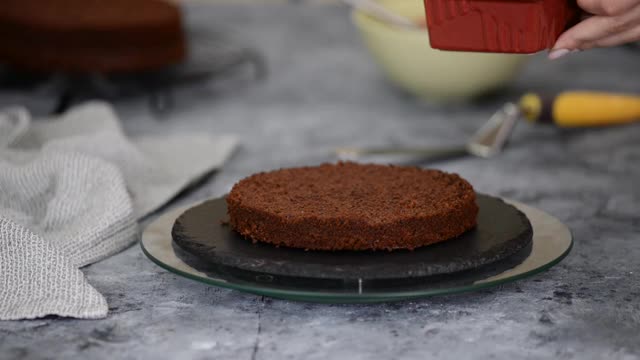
left=336, top=102, right=520, bottom=164
left=337, top=91, right=640, bottom=164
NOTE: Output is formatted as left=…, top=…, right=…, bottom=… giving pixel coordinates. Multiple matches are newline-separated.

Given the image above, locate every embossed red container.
left=424, top=0, right=579, bottom=53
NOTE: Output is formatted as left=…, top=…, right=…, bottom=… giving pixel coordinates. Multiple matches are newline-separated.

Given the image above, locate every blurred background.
left=1, top=0, right=638, bottom=116
left=1, top=0, right=639, bottom=181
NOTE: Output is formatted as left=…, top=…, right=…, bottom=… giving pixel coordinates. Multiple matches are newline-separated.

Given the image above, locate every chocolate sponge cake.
left=0, top=0, right=186, bottom=73
left=226, top=162, right=478, bottom=251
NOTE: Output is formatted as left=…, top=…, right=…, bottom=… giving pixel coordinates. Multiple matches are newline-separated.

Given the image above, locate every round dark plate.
left=171, top=194, right=533, bottom=280
left=141, top=197, right=572, bottom=303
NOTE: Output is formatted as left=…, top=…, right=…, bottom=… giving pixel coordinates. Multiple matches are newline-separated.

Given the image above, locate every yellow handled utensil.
left=335, top=91, right=640, bottom=164
left=519, top=91, right=640, bottom=127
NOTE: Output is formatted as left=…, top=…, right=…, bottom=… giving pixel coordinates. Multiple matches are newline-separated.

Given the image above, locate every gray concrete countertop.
left=1, top=3, right=640, bottom=359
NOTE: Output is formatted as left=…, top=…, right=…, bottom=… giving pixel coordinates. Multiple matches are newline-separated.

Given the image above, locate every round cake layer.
left=0, top=0, right=186, bottom=73
left=226, top=162, right=479, bottom=251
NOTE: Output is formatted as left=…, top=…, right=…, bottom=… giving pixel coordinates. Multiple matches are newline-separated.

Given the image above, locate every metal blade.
left=335, top=145, right=469, bottom=164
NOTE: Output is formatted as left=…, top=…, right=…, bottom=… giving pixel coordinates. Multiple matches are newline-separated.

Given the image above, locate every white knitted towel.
left=0, top=102, right=237, bottom=320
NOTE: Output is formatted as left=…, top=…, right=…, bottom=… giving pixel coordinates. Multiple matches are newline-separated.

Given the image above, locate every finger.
left=586, top=23, right=640, bottom=47
left=552, top=2, right=640, bottom=52
left=577, top=0, right=639, bottom=16
left=552, top=15, right=630, bottom=51
left=580, top=12, right=593, bottom=21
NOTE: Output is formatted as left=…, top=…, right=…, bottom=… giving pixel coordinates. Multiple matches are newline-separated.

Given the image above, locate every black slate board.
left=171, top=194, right=532, bottom=280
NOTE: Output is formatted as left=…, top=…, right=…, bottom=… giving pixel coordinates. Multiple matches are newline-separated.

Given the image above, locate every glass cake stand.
left=141, top=198, right=572, bottom=303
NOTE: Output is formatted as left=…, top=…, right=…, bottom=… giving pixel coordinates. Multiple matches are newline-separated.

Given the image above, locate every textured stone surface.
left=171, top=195, right=532, bottom=279
left=1, top=2, right=640, bottom=359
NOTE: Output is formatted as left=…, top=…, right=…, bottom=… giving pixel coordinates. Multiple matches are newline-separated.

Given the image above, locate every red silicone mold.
left=424, top=0, right=579, bottom=53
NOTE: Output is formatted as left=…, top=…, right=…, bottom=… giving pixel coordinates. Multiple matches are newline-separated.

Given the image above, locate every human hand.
left=549, top=0, right=640, bottom=59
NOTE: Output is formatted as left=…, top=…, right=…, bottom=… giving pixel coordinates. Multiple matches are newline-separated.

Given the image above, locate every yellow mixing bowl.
left=352, top=0, right=529, bottom=102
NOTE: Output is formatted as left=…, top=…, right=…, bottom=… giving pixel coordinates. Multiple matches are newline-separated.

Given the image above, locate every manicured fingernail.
left=548, top=48, right=570, bottom=60
left=571, top=49, right=581, bottom=53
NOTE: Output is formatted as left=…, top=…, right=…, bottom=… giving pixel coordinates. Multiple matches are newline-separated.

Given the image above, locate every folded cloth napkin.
left=0, top=102, right=237, bottom=320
